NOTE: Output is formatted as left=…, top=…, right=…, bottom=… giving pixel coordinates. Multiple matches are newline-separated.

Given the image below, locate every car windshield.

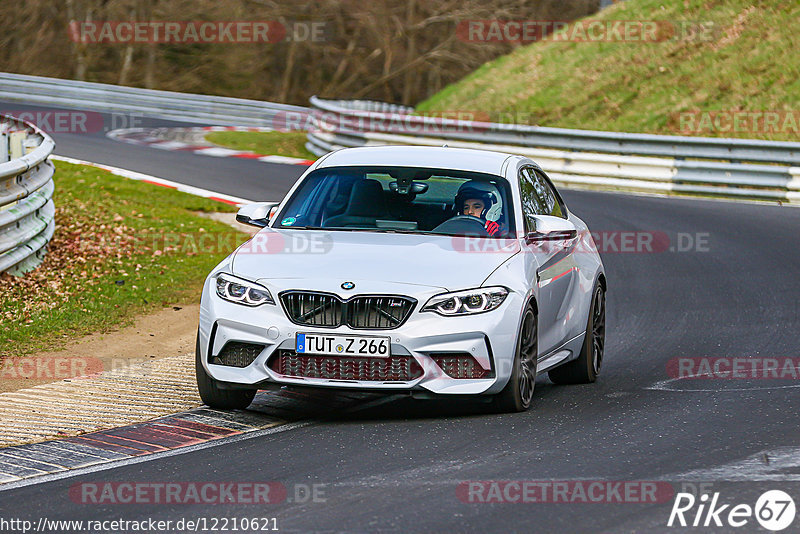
left=275, top=166, right=515, bottom=238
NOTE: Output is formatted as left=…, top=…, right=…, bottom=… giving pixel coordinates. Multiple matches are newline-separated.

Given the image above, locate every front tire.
left=494, top=306, right=538, bottom=412
left=195, top=333, right=256, bottom=410
left=548, top=283, right=605, bottom=385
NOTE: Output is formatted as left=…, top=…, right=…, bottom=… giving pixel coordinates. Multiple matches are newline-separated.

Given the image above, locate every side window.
left=518, top=168, right=566, bottom=231
left=532, top=169, right=566, bottom=218
left=518, top=168, right=545, bottom=232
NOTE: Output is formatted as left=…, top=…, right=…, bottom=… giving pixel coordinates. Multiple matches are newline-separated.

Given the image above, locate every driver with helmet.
left=454, top=180, right=504, bottom=236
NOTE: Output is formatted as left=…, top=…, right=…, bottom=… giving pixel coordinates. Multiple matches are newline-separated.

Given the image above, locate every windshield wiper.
left=369, top=229, right=427, bottom=235
left=284, top=226, right=359, bottom=231
left=285, top=226, right=424, bottom=234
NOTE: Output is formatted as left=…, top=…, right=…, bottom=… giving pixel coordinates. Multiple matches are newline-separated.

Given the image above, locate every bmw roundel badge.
left=341, top=281, right=355, bottom=290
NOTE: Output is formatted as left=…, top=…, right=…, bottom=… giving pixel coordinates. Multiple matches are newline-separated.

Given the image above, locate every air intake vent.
left=279, top=291, right=415, bottom=330
left=431, top=353, right=492, bottom=379
left=211, top=342, right=264, bottom=368
left=269, top=350, right=423, bottom=381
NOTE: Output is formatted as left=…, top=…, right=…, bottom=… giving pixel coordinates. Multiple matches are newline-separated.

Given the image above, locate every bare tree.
left=0, top=0, right=601, bottom=105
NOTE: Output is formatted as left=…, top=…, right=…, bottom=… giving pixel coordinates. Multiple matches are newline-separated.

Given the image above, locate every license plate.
left=296, top=333, right=391, bottom=357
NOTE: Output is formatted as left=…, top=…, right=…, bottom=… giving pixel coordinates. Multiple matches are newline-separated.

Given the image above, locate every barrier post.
left=0, top=132, right=8, bottom=163
left=9, top=131, right=25, bottom=159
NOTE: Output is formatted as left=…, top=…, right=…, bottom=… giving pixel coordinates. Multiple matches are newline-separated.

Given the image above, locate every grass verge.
left=417, top=0, right=800, bottom=141
left=0, top=161, right=248, bottom=358
left=205, top=130, right=316, bottom=160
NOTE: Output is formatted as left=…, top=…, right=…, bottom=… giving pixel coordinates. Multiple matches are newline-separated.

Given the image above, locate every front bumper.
left=198, top=276, right=523, bottom=395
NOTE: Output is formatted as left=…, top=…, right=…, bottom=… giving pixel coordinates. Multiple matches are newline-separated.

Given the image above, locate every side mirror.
left=525, top=215, right=577, bottom=243
left=236, top=202, right=279, bottom=228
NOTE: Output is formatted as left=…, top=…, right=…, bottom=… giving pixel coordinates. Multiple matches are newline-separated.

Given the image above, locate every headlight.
left=215, top=273, right=274, bottom=306
left=422, top=286, right=508, bottom=316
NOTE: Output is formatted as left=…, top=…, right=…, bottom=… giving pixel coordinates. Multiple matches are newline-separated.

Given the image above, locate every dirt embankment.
left=0, top=304, right=201, bottom=394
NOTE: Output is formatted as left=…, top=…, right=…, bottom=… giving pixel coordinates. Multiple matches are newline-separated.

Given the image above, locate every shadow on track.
left=244, top=378, right=581, bottom=424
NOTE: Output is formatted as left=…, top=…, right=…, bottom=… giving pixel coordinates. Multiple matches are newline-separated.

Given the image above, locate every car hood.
left=230, top=228, right=520, bottom=292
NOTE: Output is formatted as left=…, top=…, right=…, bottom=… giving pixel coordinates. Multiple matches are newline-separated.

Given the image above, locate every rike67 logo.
left=668, top=489, right=796, bottom=531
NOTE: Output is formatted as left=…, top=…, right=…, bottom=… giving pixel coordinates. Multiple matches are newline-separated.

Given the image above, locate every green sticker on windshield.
left=281, top=217, right=297, bottom=226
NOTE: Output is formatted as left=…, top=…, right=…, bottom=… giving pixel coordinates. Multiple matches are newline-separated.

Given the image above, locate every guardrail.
left=0, top=72, right=309, bottom=127
left=306, top=97, right=800, bottom=204
left=0, top=114, right=56, bottom=275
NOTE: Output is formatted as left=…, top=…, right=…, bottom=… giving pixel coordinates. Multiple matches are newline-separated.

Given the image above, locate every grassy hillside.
left=417, top=0, right=799, bottom=141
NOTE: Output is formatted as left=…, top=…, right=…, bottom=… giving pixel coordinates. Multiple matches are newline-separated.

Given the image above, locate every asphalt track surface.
left=2, top=101, right=800, bottom=533
left=0, top=100, right=301, bottom=201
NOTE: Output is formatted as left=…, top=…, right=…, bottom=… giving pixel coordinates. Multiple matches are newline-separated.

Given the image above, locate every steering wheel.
left=432, top=215, right=489, bottom=236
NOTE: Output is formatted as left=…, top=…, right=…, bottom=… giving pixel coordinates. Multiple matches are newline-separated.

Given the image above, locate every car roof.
left=315, top=146, right=522, bottom=176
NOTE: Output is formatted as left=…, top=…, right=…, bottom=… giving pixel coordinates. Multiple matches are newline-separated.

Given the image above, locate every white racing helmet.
left=455, top=180, right=503, bottom=222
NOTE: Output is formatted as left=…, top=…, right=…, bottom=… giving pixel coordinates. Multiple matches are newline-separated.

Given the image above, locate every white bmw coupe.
left=197, top=146, right=605, bottom=412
